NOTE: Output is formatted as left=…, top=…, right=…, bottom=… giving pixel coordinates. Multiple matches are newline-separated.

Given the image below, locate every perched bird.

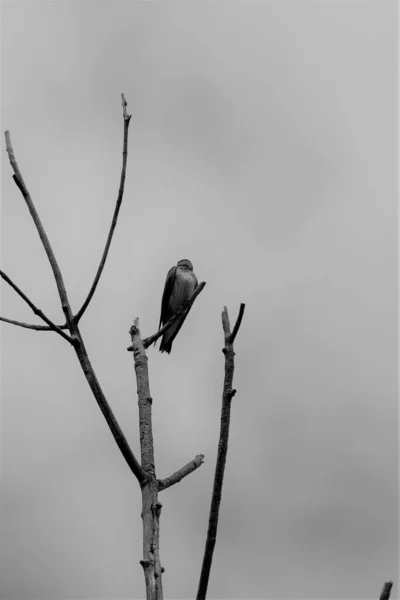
left=157, top=259, right=198, bottom=354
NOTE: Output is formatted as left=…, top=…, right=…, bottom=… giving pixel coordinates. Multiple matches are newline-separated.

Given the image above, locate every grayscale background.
left=1, top=1, right=398, bottom=599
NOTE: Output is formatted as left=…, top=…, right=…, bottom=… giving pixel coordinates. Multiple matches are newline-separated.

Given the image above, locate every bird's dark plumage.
left=157, top=259, right=198, bottom=353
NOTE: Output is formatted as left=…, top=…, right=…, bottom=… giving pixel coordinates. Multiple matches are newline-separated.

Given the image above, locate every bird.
left=156, top=259, right=198, bottom=354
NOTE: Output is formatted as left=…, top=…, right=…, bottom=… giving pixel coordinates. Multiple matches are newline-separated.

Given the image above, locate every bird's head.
left=177, top=259, right=194, bottom=271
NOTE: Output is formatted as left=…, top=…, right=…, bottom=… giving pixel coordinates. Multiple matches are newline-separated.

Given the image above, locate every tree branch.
left=129, top=318, right=165, bottom=592
left=75, top=93, right=132, bottom=323
left=0, top=316, right=67, bottom=331
left=3, top=96, right=145, bottom=484
left=379, top=582, right=393, bottom=600
left=228, top=302, right=245, bottom=344
left=129, top=318, right=156, bottom=474
left=5, top=132, right=74, bottom=327
left=0, top=269, right=74, bottom=344
left=72, top=326, right=146, bottom=484
left=142, top=281, right=206, bottom=349
left=152, top=501, right=164, bottom=598
left=158, top=454, right=205, bottom=491
left=196, top=304, right=244, bottom=600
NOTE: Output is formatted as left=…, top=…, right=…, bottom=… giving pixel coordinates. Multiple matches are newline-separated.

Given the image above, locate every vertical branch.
left=130, top=319, right=163, bottom=600
left=140, top=481, right=162, bottom=600
left=196, top=304, right=245, bottom=600
left=153, top=501, right=164, bottom=598
left=130, top=319, right=155, bottom=473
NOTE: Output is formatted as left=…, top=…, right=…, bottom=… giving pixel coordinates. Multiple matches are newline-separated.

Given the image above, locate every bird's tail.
left=158, top=314, right=190, bottom=354
left=159, top=337, right=173, bottom=354
left=153, top=318, right=163, bottom=348
left=159, top=322, right=176, bottom=353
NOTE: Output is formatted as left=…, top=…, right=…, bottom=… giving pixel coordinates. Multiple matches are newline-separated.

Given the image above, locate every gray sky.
left=0, top=1, right=398, bottom=599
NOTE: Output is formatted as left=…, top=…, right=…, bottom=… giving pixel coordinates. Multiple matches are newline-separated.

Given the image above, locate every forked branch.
left=2, top=95, right=145, bottom=485
left=196, top=303, right=245, bottom=600
left=0, top=269, right=73, bottom=343
left=75, top=93, right=132, bottom=323
left=229, top=303, right=245, bottom=344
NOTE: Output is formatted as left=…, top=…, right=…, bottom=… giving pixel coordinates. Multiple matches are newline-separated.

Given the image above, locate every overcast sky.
left=0, top=1, right=398, bottom=599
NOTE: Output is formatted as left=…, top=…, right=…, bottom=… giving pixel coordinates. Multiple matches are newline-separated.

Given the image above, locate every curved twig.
left=0, top=270, right=74, bottom=344
left=75, top=94, right=131, bottom=323
left=229, top=303, right=245, bottom=344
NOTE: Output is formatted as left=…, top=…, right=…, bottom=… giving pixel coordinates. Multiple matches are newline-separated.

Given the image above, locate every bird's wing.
left=159, top=266, right=176, bottom=329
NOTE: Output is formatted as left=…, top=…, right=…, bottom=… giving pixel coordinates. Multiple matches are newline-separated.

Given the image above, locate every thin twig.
left=380, top=582, right=393, bottom=600
left=0, top=270, right=74, bottom=344
left=142, top=281, right=206, bottom=349
left=158, top=454, right=205, bottom=491
left=228, top=303, right=245, bottom=344
left=5, top=132, right=74, bottom=326
left=75, top=93, right=132, bottom=323
left=0, top=316, right=67, bottom=331
left=196, top=304, right=244, bottom=600
left=72, top=326, right=146, bottom=483
left=121, top=93, right=129, bottom=119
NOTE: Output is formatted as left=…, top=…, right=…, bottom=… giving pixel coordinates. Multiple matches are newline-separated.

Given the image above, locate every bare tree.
left=1, top=95, right=245, bottom=600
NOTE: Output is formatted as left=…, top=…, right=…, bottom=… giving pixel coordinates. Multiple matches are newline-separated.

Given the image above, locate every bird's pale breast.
left=168, top=268, right=197, bottom=312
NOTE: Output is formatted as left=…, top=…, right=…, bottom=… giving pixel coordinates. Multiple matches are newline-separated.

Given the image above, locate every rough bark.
left=130, top=320, right=163, bottom=600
